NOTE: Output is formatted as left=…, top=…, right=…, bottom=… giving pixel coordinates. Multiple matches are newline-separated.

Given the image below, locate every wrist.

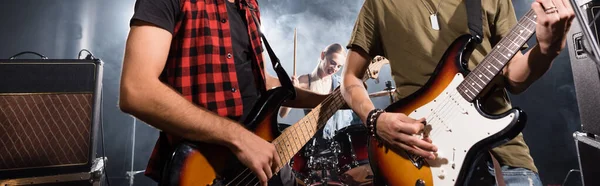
left=224, top=123, right=246, bottom=153
left=533, top=43, right=559, bottom=60
left=366, top=108, right=385, bottom=137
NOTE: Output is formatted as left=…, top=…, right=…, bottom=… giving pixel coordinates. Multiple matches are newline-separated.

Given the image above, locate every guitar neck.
left=272, top=71, right=373, bottom=172
left=272, top=88, right=345, bottom=172
left=457, top=9, right=536, bottom=102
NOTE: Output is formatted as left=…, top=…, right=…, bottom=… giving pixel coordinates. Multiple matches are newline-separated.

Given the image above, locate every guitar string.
left=230, top=106, right=332, bottom=186
left=433, top=10, right=536, bottom=139
left=425, top=10, right=536, bottom=141
left=229, top=14, right=536, bottom=184
left=224, top=64, right=382, bottom=185
left=428, top=90, right=462, bottom=139
left=225, top=92, right=342, bottom=185
left=245, top=105, right=353, bottom=185
left=233, top=66, right=511, bottom=185
left=411, top=11, right=536, bottom=156
left=234, top=168, right=254, bottom=185
left=228, top=16, right=534, bottom=183
left=416, top=90, right=455, bottom=140
left=245, top=94, right=345, bottom=185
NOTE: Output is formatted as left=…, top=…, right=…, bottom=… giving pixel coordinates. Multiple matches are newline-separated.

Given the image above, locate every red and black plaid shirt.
left=144, top=0, right=266, bottom=181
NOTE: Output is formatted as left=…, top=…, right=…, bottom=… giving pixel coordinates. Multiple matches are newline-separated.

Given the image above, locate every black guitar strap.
left=466, top=1, right=506, bottom=185
left=465, top=0, right=483, bottom=43
left=244, top=1, right=297, bottom=99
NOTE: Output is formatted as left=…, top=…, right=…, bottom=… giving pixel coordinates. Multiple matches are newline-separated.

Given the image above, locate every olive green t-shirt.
left=347, top=0, right=537, bottom=173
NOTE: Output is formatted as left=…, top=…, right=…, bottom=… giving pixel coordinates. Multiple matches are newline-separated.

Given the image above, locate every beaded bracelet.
left=366, top=108, right=385, bottom=137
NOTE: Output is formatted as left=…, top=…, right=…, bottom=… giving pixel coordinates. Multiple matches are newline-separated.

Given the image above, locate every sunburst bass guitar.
left=163, top=58, right=389, bottom=186
left=369, top=10, right=539, bottom=186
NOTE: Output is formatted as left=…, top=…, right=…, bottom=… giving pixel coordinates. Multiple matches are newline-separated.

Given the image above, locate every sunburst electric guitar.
left=163, top=58, right=389, bottom=186
left=369, top=10, right=539, bottom=186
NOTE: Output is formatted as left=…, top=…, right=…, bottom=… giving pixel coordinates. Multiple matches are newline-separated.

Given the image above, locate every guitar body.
left=162, top=87, right=292, bottom=186
left=369, top=35, right=527, bottom=186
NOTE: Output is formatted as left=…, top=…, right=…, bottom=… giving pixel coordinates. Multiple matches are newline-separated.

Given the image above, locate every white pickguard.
left=407, top=73, right=517, bottom=185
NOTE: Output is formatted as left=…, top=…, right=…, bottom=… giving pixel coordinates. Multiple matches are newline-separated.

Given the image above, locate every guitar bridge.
left=407, top=153, right=425, bottom=169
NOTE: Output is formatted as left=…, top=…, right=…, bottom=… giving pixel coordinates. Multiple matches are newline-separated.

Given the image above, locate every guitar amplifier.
left=0, top=58, right=103, bottom=179
left=574, top=132, right=600, bottom=186
left=566, top=0, right=600, bottom=135
left=0, top=157, right=106, bottom=186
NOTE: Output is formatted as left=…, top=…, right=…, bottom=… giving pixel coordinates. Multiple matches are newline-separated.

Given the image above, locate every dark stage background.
left=0, top=0, right=583, bottom=185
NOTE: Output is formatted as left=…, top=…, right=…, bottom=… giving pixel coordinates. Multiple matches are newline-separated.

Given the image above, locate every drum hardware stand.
left=330, top=140, right=341, bottom=173
left=124, top=116, right=148, bottom=186
left=384, top=81, right=396, bottom=103
left=346, top=133, right=360, bottom=168
left=368, top=80, right=396, bottom=103
left=125, top=170, right=146, bottom=186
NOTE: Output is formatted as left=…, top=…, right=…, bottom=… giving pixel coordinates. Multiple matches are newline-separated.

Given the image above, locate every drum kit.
left=281, top=81, right=396, bottom=186
left=289, top=124, right=373, bottom=186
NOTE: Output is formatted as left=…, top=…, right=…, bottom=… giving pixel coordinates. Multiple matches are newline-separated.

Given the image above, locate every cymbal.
left=368, top=89, right=395, bottom=97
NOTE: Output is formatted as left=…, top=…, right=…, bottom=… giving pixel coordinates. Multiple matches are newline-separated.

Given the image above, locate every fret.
left=289, top=127, right=302, bottom=153
left=486, top=62, right=500, bottom=71
left=515, top=23, right=533, bottom=35
left=463, top=82, right=477, bottom=97
left=302, top=116, right=315, bottom=141
left=464, top=79, right=480, bottom=95
left=480, top=68, right=493, bottom=81
left=507, top=38, right=522, bottom=49
left=496, top=41, right=509, bottom=52
left=281, top=138, right=293, bottom=161
left=515, top=32, right=529, bottom=41
left=483, top=64, right=495, bottom=75
left=462, top=86, right=476, bottom=99
left=457, top=10, right=536, bottom=102
left=306, top=119, right=314, bottom=134
left=274, top=139, right=287, bottom=163
left=497, top=52, right=509, bottom=60
left=471, top=79, right=484, bottom=89
left=269, top=67, right=377, bottom=169
left=490, top=55, right=504, bottom=65
left=286, top=132, right=299, bottom=160
left=474, top=73, right=487, bottom=83
left=523, top=15, right=536, bottom=24
left=300, top=118, right=311, bottom=142
left=293, top=123, right=306, bottom=148
left=274, top=140, right=284, bottom=164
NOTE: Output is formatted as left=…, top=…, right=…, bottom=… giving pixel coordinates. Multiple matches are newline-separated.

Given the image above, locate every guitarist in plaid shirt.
left=119, top=0, right=326, bottom=185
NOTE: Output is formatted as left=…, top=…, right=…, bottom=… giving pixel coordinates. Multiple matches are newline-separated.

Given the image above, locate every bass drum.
left=331, top=124, right=373, bottom=185
left=308, top=181, right=344, bottom=186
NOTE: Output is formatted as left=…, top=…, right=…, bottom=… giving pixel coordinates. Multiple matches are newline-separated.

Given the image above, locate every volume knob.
left=438, top=168, right=446, bottom=179
left=415, top=179, right=426, bottom=186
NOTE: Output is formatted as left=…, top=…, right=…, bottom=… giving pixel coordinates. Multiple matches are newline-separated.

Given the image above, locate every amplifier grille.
left=0, top=93, right=92, bottom=171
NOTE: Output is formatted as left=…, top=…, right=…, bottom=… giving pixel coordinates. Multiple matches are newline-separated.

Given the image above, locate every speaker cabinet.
left=0, top=59, right=103, bottom=179
left=567, top=0, right=600, bottom=135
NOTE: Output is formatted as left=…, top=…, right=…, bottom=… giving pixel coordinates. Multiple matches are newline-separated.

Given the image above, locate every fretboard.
left=458, top=10, right=537, bottom=102
left=272, top=73, right=373, bottom=172
left=272, top=88, right=346, bottom=172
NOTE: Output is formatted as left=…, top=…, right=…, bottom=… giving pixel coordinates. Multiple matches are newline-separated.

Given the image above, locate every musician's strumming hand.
left=231, top=129, right=281, bottom=186
left=376, top=112, right=437, bottom=160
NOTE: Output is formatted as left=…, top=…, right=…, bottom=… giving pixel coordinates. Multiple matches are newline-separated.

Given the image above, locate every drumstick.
left=293, top=28, right=297, bottom=77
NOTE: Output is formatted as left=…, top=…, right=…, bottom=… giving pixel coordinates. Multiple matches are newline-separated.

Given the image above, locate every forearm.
left=265, top=74, right=327, bottom=108
left=119, top=79, right=248, bottom=150
left=341, top=75, right=374, bottom=123
left=504, top=44, right=556, bottom=94
left=283, top=87, right=328, bottom=108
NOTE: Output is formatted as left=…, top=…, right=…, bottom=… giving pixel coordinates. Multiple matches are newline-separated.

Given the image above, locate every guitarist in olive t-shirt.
left=341, top=0, right=574, bottom=185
